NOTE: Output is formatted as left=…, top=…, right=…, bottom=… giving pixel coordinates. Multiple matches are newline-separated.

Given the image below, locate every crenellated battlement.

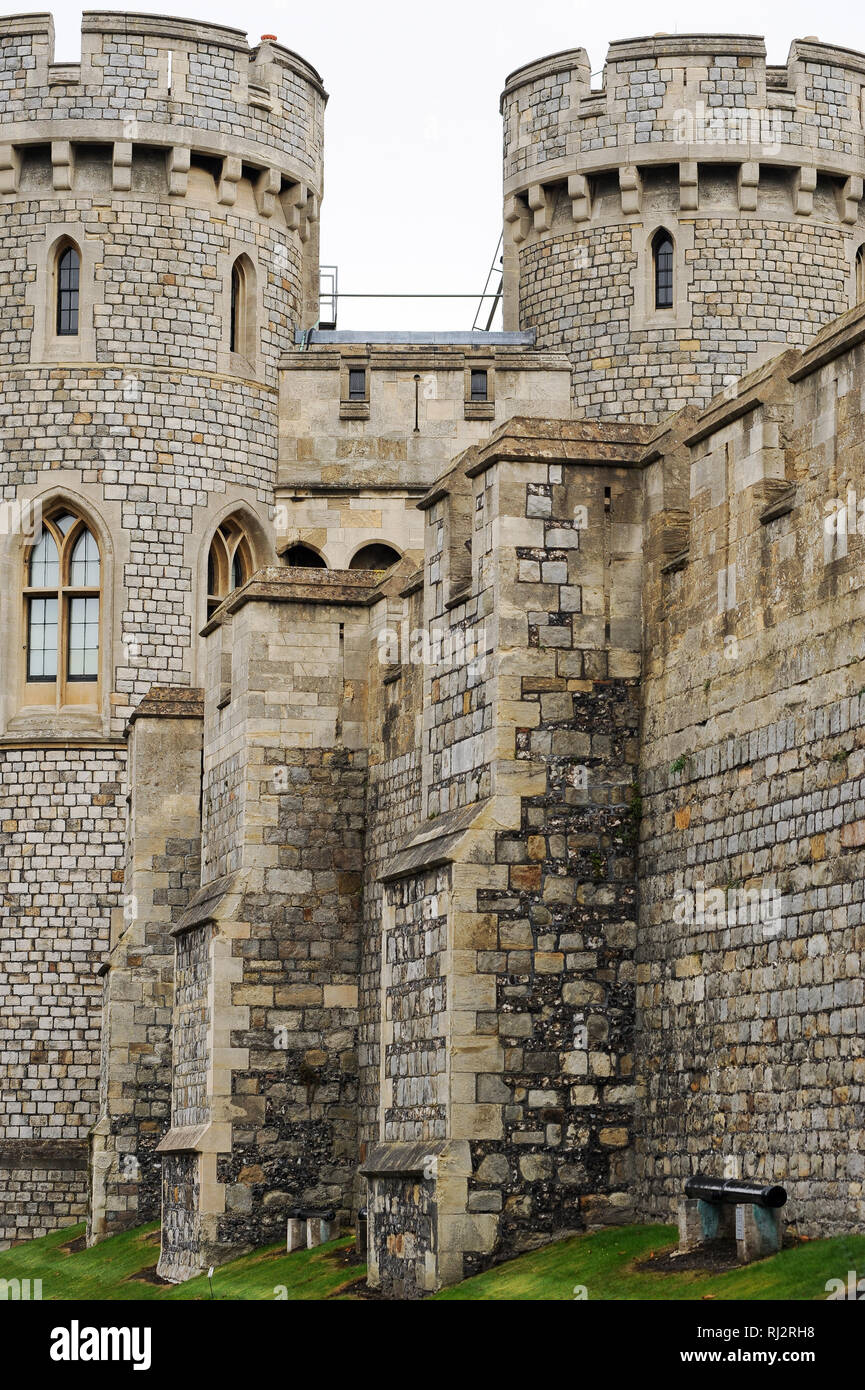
left=0, top=11, right=325, bottom=204
left=502, top=33, right=865, bottom=214
left=502, top=32, right=865, bottom=422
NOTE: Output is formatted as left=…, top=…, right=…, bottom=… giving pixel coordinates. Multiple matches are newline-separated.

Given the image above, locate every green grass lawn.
left=0, top=1223, right=366, bottom=1301
left=2, top=1220, right=862, bottom=1301
left=435, top=1223, right=865, bottom=1300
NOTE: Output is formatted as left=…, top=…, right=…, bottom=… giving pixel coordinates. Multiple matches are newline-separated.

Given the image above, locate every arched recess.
left=348, top=542, right=402, bottom=571
left=29, top=225, right=99, bottom=362
left=229, top=253, right=257, bottom=363
left=283, top=544, right=327, bottom=568
left=855, top=244, right=865, bottom=304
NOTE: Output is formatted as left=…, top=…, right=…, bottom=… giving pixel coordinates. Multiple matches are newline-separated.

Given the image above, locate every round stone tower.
left=0, top=11, right=324, bottom=1245
left=501, top=33, right=865, bottom=422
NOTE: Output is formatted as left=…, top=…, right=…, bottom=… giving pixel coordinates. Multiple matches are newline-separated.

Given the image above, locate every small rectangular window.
left=470, top=368, right=488, bottom=402
left=348, top=367, right=367, bottom=401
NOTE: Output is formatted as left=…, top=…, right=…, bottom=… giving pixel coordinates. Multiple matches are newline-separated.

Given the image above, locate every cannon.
left=286, top=1206, right=337, bottom=1252
left=679, top=1174, right=788, bottom=1262
left=684, top=1175, right=787, bottom=1209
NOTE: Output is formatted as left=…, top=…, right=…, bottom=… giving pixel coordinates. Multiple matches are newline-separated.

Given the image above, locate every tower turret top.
left=0, top=10, right=326, bottom=191
left=502, top=33, right=865, bottom=193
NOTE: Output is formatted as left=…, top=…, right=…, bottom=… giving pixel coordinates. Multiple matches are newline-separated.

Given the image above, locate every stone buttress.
left=361, top=418, right=648, bottom=1294
left=156, top=568, right=372, bottom=1280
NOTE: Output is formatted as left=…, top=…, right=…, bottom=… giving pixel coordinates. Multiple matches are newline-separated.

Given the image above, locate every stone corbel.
left=793, top=165, right=817, bottom=216
left=281, top=181, right=306, bottom=231
left=0, top=143, right=20, bottom=194
left=737, top=161, right=759, bottom=211
left=568, top=172, right=592, bottom=224
left=838, top=174, right=863, bottom=225
left=527, top=182, right=554, bottom=232
left=619, top=165, right=642, bottom=215
left=282, top=181, right=315, bottom=239
left=679, top=161, right=699, bottom=212
left=217, top=155, right=243, bottom=206
left=300, top=192, right=319, bottom=243
left=254, top=167, right=280, bottom=218
left=504, top=193, right=531, bottom=245
left=112, top=141, right=133, bottom=192
left=166, top=146, right=190, bottom=197
left=51, top=140, right=74, bottom=192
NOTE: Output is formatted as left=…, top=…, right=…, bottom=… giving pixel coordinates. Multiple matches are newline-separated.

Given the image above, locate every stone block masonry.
left=0, top=745, right=125, bottom=1249
left=89, top=688, right=204, bottom=1244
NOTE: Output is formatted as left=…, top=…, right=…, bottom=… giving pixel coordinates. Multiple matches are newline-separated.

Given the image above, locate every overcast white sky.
left=49, top=0, right=865, bottom=329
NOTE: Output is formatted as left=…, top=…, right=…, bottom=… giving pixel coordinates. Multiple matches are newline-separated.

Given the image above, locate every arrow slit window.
left=653, top=229, right=674, bottom=309
left=56, top=242, right=80, bottom=336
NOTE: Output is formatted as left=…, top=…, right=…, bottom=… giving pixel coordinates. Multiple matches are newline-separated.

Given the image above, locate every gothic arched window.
left=207, top=517, right=254, bottom=617
left=653, top=229, right=674, bottom=310
left=56, top=242, right=80, bottom=336
left=24, top=508, right=100, bottom=701
left=856, top=245, right=865, bottom=303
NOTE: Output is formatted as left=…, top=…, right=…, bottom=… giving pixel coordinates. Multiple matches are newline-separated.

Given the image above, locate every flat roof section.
left=296, top=330, right=536, bottom=346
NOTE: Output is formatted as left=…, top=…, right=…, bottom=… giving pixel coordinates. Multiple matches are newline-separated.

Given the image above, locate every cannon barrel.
left=684, top=1175, right=787, bottom=1209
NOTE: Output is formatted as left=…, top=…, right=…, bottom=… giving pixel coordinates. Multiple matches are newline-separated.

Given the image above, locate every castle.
left=0, top=12, right=864, bottom=1296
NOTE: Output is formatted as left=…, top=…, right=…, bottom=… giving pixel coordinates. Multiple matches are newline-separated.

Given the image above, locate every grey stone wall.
left=635, top=317, right=865, bottom=1233
left=0, top=9, right=323, bottom=1244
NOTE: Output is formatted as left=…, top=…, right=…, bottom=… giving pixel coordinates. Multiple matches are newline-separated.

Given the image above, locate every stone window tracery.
left=23, top=507, right=100, bottom=706
left=207, top=517, right=254, bottom=617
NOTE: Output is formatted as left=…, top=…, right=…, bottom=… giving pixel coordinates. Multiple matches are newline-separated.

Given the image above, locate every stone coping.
left=790, top=299, right=865, bottom=381
left=380, top=798, right=493, bottom=882
left=169, top=870, right=247, bottom=936
left=126, top=685, right=204, bottom=728
left=681, top=349, right=800, bottom=447
left=467, top=416, right=651, bottom=476
left=155, top=1123, right=210, bottom=1154
left=360, top=1139, right=458, bottom=1177
left=201, top=566, right=385, bottom=633
left=280, top=347, right=566, bottom=372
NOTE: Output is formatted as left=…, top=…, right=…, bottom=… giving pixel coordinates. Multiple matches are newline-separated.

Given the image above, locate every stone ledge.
left=155, top=1125, right=210, bottom=1155
left=468, top=416, right=651, bottom=475
left=202, top=566, right=384, bottom=632
left=0, top=1140, right=88, bottom=1171
left=360, top=1139, right=470, bottom=1177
